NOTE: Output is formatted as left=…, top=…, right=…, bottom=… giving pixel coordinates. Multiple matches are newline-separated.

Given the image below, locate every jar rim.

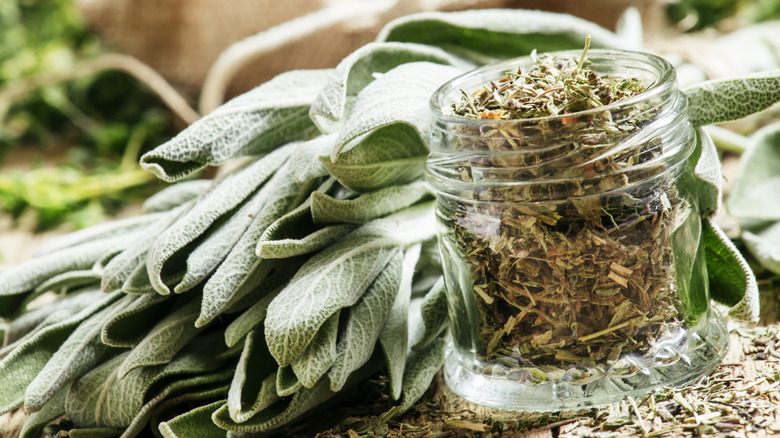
left=430, top=49, right=677, bottom=127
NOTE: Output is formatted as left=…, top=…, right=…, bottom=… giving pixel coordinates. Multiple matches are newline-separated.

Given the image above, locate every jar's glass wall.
left=426, top=50, right=729, bottom=411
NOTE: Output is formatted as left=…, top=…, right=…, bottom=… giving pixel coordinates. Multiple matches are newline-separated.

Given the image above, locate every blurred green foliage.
left=0, top=0, right=180, bottom=230
left=667, top=0, right=780, bottom=31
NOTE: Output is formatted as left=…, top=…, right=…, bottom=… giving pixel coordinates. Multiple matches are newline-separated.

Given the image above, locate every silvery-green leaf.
left=310, top=42, right=472, bottom=133
left=33, top=269, right=101, bottom=295
left=292, top=311, right=340, bottom=388
left=256, top=225, right=355, bottom=259
left=0, top=234, right=131, bottom=296
left=24, top=294, right=132, bottom=412
left=293, top=134, right=335, bottom=183
left=387, top=336, right=446, bottom=417
left=0, top=290, right=121, bottom=415
left=142, top=180, right=212, bottom=213
left=67, top=427, right=125, bottom=438
left=3, top=288, right=103, bottom=347
left=140, top=69, right=332, bottom=182
left=102, top=206, right=187, bottom=293
left=728, top=124, right=780, bottom=220
left=118, top=298, right=204, bottom=379
left=328, top=252, right=402, bottom=392
left=212, top=378, right=334, bottom=433
left=148, top=146, right=292, bottom=295
left=680, top=128, right=721, bottom=219
left=684, top=69, right=780, bottom=127
left=703, top=218, right=759, bottom=322
left=19, top=382, right=71, bottom=438
left=379, top=244, right=421, bottom=400
left=311, top=181, right=430, bottom=224
left=101, top=294, right=172, bottom=348
left=66, top=332, right=231, bottom=428
left=376, top=9, right=627, bottom=61
left=33, top=213, right=163, bottom=257
left=158, top=400, right=227, bottom=438
left=227, top=330, right=279, bottom=424
left=276, top=366, right=301, bottom=397
left=174, top=172, right=284, bottom=294
left=224, top=276, right=287, bottom=348
left=330, top=62, right=461, bottom=161
left=150, top=385, right=229, bottom=437
left=198, top=164, right=312, bottom=326
left=321, top=124, right=430, bottom=193
left=120, top=368, right=234, bottom=438
left=264, top=227, right=401, bottom=366
left=743, top=222, right=780, bottom=274
left=122, top=264, right=185, bottom=295
left=410, top=277, right=448, bottom=351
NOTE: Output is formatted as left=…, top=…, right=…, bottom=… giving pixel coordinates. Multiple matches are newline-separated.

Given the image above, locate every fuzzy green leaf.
left=158, top=400, right=227, bottom=438
left=328, top=252, right=402, bottom=392
left=387, top=337, right=446, bottom=417
left=140, top=69, right=332, bottom=182
left=743, top=221, right=780, bottom=274
left=293, top=134, right=335, bottom=183
left=101, top=294, right=172, bottom=348
left=33, top=269, right=101, bottom=296
left=377, top=9, right=627, bottom=61
left=310, top=42, right=472, bottom=133
left=728, top=124, right=780, bottom=220
left=148, top=146, right=292, bottom=295
left=256, top=224, right=355, bottom=259
left=19, top=382, right=71, bottom=438
left=227, top=330, right=279, bottom=424
left=410, top=277, right=448, bottom=351
left=379, top=245, right=421, bottom=400
left=684, top=69, right=780, bottom=127
left=223, top=276, right=287, bottom=348
left=311, top=181, right=430, bottom=224
left=292, top=311, right=340, bottom=389
left=142, top=180, right=212, bottom=213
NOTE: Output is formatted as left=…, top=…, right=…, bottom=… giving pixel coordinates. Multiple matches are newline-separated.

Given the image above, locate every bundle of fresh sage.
left=0, top=8, right=772, bottom=437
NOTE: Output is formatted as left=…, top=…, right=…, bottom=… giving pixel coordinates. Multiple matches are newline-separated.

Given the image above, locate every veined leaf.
left=292, top=311, right=340, bottom=389
left=158, top=400, right=227, bottom=438
left=311, top=181, right=430, bottom=224
left=24, top=294, right=132, bottom=412
left=728, top=124, right=780, bottom=220
left=276, top=366, right=302, bottom=397
left=330, top=62, right=462, bottom=161
left=198, top=162, right=313, bottom=326
left=743, top=221, right=780, bottom=275
left=684, top=69, right=780, bottom=127
left=33, top=269, right=101, bottom=296
left=117, top=298, right=204, bottom=379
left=385, top=336, right=446, bottom=418
left=379, top=244, right=421, bottom=400
left=140, top=69, right=332, bottom=182
left=328, top=251, right=403, bottom=392
left=0, top=290, right=121, bottom=416
left=101, top=293, right=172, bottom=348
left=19, top=382, right=71, bottom=438
left=293, top=134, right=335, bottom=183
left=264, top=226, right=401, bottom=366
left=150, top=385, right=229, bottom=437
left=142, top=180, right=212, bottom=213
left=310, top=42, right=472, bottom=133
left=377, top=9, right=627, bottom=61
left=256, top=225, right=355, bottom=259
left=410, top=277, right=448, bottom=351
left=227, top=330, right=279, bottom=424
left=223, top=275, right=287, bottom=348
left=148, top=146, right=292, bottom=295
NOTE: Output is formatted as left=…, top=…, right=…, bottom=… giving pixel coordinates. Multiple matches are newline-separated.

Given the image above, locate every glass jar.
left=425, top=50, right=728, bottom=411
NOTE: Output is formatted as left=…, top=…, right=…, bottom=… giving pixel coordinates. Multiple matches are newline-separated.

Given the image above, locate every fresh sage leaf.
left=293, top=134, right=335, bottom=183
left=276, top=366, right=302, bottom=397
left=256, top=224, right=355, bottom=259
left=117, top=298, right=204, bottom=379
left=33, top=269, right=100, bottom=296
left=24, top=295, right=132, bottom=412
left=0, top=234, right=131, bottom=297
left=292, top=311, right=340, bottom=389
left=140, top=69, right=332, bottom=182
left=158, top=400, right=227, bottom=438
left=223, top=278, right=286, bottom=348
left=410, top=277, right=448, bottom=351
left=198, top=162, right=312, bottom=327
left=379, top=244, right=421, bottom=400
left=703, top=218, right=760, bottom=321
left=310, top=42, right=471, bottom=133
left=148, top=146, right=292, bottom=295
left=329, top=62, right=461, bottom=161
left=311, top=181, right=430, bottom=224
left=142, top=180, right=212, bottom=213
left=264, top=226, right=402, bottom=366
left=101, top=294, right=172, bottom=348
left=684, top=69, right=780, bottom=127
left=150, top=384, right=229, bottom=437
left=743, top=221, right=780, bottom=274
left=386, top=336, right=446, bottom=417
left=227, top=330, right=279, bottom=424
left=19, top=382, right=71, bottom=438
left=67, top=427, right=125, bottom=438
left=728, top=124, right=780, bottom=220
left=0, top=290, right=121, bottom=416
left=377, top=9, right=627, bottom=61
left=328, top=252, right=402, bottom=392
